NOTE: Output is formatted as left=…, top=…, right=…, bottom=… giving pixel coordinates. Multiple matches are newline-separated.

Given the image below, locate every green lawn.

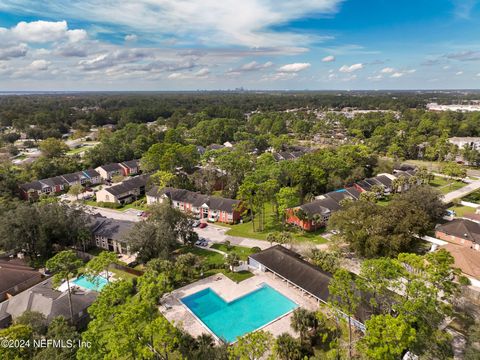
left=177, top=246, right=254, bottom=282
left=429, top=176, right=466, bottom=194
left=212, top=270, right=254, bottom=282
left=210, top=243, right=256, bottom=260
left=84, top=197, right=148, bottom=211
left=463, top=190, right=480, bottom=203
left=66, top=147, right=89, bottom=155
left=448, top=205, right=476, bottom=217
left=225, top=203, right=328, bottom=245
left=177, top=246, right=225, bottom=266
left=109, top=267, right=139, bottom=281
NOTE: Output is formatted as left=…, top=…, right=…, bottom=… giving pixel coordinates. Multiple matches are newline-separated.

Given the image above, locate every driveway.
left=84, top=205, right=142, bottom=222
left=442, top=179, right=480, bottom=203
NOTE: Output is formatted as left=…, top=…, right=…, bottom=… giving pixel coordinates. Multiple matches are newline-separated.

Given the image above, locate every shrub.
left=97, top=201, right=121, bottom=209
left=251, top=247, right=261, bottom=253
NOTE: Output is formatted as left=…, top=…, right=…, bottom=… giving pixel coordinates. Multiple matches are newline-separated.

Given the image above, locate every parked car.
left=192, top=220, right=200, bottom=227
left=195, top=238, right=208, bottom=247
left=199, top=222, right=208, bottom=229
left=136, top=211, right=144, bottom=217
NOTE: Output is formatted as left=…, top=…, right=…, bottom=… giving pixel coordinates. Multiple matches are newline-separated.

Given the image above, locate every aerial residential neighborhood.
left=3, top=1, right=480, bottom=360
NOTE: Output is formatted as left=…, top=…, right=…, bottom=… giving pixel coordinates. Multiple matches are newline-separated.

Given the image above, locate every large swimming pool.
left=181, top=284, right=297, bottom=343
left=72, top=275, right=108, bottom=291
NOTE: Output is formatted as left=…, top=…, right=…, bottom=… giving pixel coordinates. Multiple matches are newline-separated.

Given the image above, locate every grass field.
left=448, top=204, right=476, bottom=217
left=109, top=267, right=138, bottom=281
left=210, top=243, right=256, bottom=260
left=225, top=203, right=328, bottom=244
left=177, top=246, right=254, bottom=282
left=429, top=176, right=466, bottom=194
left=463, top=190, right=480, bottom=203
left=84, top=197, right=148, bottom=211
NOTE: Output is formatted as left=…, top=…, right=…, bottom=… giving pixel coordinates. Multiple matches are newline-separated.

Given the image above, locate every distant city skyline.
left=1, top=0, right=480, bottom=91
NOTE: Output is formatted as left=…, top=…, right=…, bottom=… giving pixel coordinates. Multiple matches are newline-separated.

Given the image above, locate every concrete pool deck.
left=160, top=271, right=320, bottom=342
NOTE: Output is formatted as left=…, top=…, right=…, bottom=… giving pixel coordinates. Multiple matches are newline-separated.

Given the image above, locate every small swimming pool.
left=181, top=284, right=297, bottom=343
left=72, top=275, right=108, bottom=291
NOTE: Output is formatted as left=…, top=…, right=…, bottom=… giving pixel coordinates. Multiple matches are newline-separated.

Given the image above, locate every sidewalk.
left=442, top=179, right=480, bottom=204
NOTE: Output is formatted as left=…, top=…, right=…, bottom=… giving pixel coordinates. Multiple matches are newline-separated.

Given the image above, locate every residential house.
left=146, top=186, right=242, bottom=224
left=89, top=217, right=135, bottom=255
left=95, top=163, right=124, bottom=181
left=448, top=137, right=480, bottom=151
left=354, top=174, right=394, bottom=195
left=119, top=159, right=140, bottom=176
left=19, top=176, right=70, bottom=200
left=272, top=151, right=305, bottom=161
left=95, top=175, right=148, bottom=204
left=19, top=168, right=103, bottom=200
left=62, top=171, right=89, bottom=187
left=435, top=219, right=480, bottom=250
left=0, top=258, right=43, bottom=302
left=0, top=278, right=98, bottom=329
left=82, top=169, right=102, bottom=185
left=19, top=180, right=50, bottom=200
left=287, top=187, right=360, bottom=231
left=440, top=243, right=480, bottom=286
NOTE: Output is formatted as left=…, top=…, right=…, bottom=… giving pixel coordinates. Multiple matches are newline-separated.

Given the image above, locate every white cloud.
left=167, top=67, right=210, bottom=80
left=278, top=62, right=311, bottom=72
left=241, top=61, right=273, bottom=71
left=442, top=65, right=451, bottom=70
left=4, top=20, right=86, bottom=43
left=0, top=44, right=28, bottom=60
left=339, top=63, right=363, bottom=73
left=322, top=55, right=335, bottom=62
left=368, top=74, right=383, bottom=81
left=0, top=0, right=342, bottom=48
left=477, top=73, right=480, bottom=77
left=194, top=68, right=210, bottom=78
left=389, top=69, right=415, bottom=78
left=28, top=59, right=51, bottom=71
left=380, top=67, right=394, bottom=73
left=456, top=71, right=464, bottom=75
left=125, top=34, right=138, bottom=42
left=262, top=72, right=298, bottom=81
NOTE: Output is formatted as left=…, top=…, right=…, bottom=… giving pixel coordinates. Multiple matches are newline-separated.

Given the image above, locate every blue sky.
left=0, top=0, right=479, bottom=90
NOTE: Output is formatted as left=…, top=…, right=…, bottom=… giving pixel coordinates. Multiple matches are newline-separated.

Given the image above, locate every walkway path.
left=442, top=179, right=480, bottom=204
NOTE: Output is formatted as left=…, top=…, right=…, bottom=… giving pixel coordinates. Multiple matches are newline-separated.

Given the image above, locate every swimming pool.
left=72, top=275, right=108, bottom=291
left=181, top=284, right=297, bottom=343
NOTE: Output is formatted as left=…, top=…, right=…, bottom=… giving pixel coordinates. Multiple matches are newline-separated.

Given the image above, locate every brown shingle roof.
left=441, top=244, right=480, bottom=279
left=436, top=219, right=480, bottom=245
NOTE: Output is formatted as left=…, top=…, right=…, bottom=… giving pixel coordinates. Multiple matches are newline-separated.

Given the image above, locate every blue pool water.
left=181, top=284, right=297, bottom=343
left=72, top=275, right=108, bottom=291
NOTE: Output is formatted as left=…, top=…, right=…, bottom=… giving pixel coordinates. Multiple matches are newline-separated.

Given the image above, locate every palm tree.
left=279, top=232, right=294, bottom=249
left=294, top=208, right=309, bottom=232
left=370, top=184, right=385, bottom=199
left=396, top=175, right=407, bottom=192
left=225, top=252, right=240, bottom=272
left=392, top=178, right=399, bottom=194
left=267, top=232, right=279, bottom=246
left=304, top=192, right=316, bottom=203
left=290, top=308, right=317, bottom=344
left=46, top=251, right=83, bottom=323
